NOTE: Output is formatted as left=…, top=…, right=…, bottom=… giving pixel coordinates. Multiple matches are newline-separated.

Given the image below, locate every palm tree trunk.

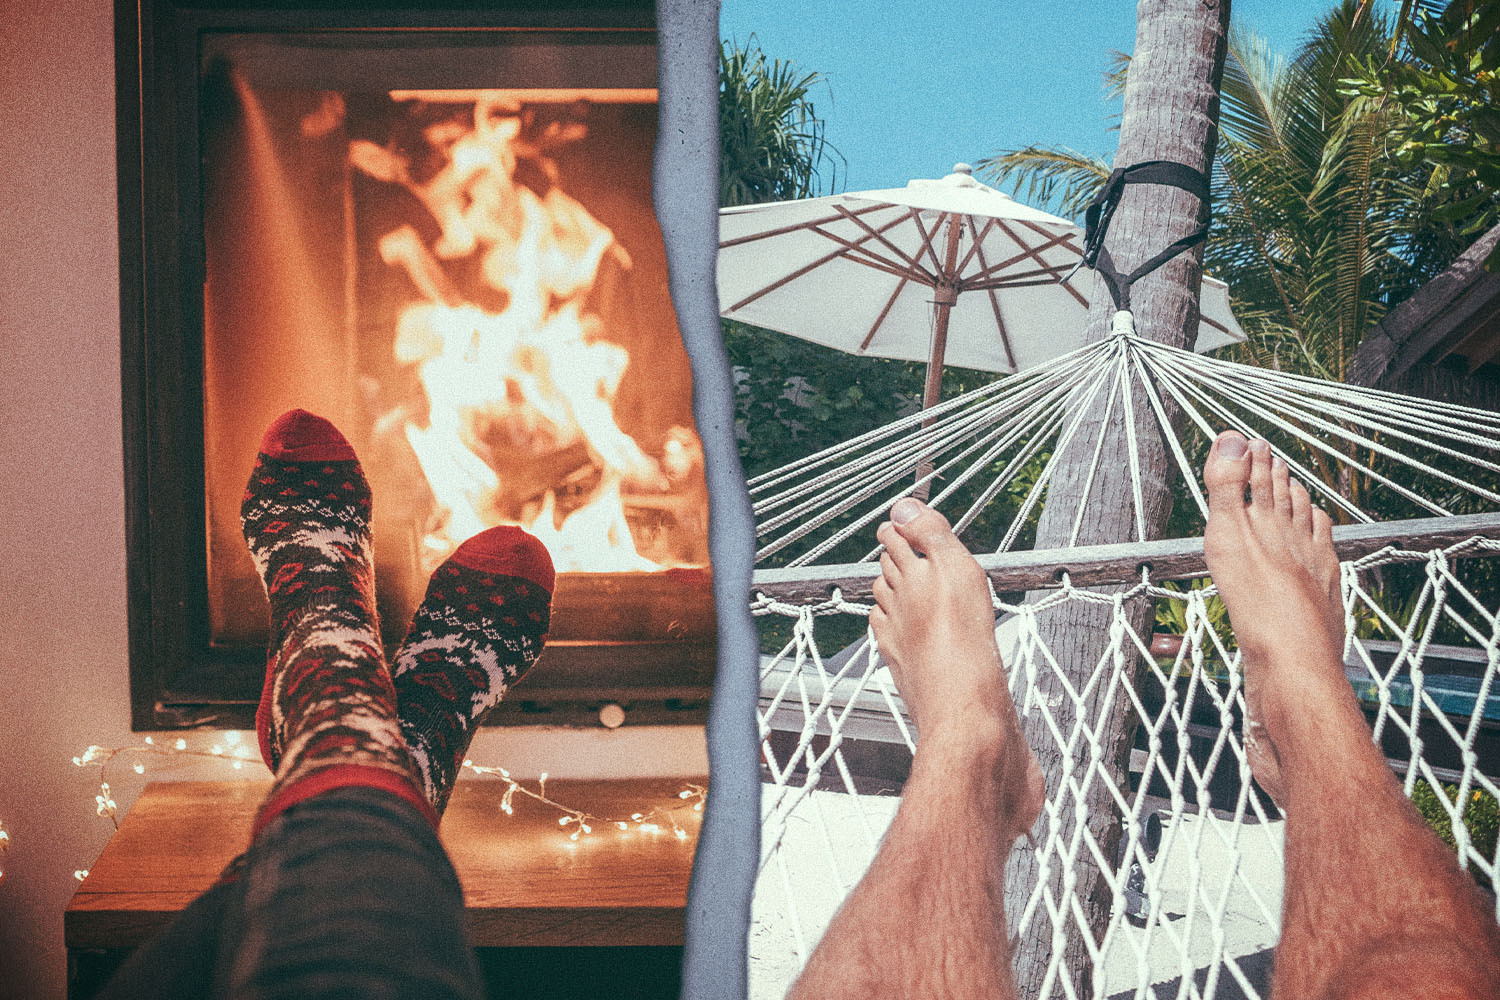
left=1006, top=2, right=1231, bottom=996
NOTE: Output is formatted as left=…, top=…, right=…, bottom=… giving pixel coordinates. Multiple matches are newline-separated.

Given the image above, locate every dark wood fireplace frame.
left=116, top=0, right=715, bottom=730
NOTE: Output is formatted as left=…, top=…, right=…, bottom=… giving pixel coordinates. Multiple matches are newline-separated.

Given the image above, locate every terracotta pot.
left=1149, top=633, right=1185, bottom=659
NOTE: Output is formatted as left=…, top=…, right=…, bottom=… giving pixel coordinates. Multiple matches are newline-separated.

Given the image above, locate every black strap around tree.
left=1076, top=160, right=1210, bottom=312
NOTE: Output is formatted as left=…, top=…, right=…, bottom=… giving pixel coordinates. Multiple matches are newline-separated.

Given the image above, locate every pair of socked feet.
left=242, top=409, right=554, bottom=839
left=870, top=429, right=1355, bottom=823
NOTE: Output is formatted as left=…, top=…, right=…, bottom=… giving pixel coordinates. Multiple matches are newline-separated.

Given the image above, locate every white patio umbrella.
left=718, top=163, right=1244, bottom=410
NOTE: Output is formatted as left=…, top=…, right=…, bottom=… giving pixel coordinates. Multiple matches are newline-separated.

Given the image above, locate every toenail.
left=1217, top=434, right=1247, bottom=460
left=1249, top=438, right=1269, bottom=454
left=891, top=498, right=925, bottom=524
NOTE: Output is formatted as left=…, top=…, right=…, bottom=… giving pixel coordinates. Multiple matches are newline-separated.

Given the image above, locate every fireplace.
left=118, top=0, right=715, bottom=729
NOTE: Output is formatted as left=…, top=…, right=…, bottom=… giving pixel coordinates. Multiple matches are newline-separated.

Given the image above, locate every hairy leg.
left=788, top=499, right=1044, bottom=1000
left=1203, top=430, right=1500, bottom=1000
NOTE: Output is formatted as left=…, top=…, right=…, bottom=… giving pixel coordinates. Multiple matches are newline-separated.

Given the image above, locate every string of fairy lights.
left=64, top=735, right=705, bottom=882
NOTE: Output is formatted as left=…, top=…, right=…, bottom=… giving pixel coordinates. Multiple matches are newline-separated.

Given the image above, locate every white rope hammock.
left=746, top=316, right=1500, bottom=1000
left=751, top=313, right=1500, bottom=569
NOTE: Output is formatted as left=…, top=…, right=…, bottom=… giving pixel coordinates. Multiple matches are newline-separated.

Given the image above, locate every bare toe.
left=877, top=521, right=918, bottom=573
left=1291, top=479, right=1312, bottom=535
left=872, top=573, right=894, bottom=620
left=1203, top=431, right=1252, bottom=517
left=890, top=497, right=965, bottom=562
left=1199, top=430, right=1352, bottom=812
left=1248, top=438, right=1274, bottom=512
left=1313, top=507, right=1332, bottom=547
left=1271, top=456, right=1292, bottom=520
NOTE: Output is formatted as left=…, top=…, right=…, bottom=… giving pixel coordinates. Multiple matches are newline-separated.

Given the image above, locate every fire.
left=352, top=92, right=699, bottom=573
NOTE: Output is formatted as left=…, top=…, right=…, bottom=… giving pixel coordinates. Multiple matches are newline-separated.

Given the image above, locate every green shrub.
left=1411, top=779, right=1499, bottom=890
left=1154, top=579, right=1233, bottom=647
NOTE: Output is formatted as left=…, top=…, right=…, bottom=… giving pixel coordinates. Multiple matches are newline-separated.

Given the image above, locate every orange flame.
left=355, top=92, right=696, bottom=573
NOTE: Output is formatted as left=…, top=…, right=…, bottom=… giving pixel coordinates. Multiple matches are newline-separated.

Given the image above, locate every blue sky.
left=719, top=1, right=1391, bottom=208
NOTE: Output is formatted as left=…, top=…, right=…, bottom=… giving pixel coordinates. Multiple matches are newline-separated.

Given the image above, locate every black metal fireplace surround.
left=117, top=0, right=715, bottom=730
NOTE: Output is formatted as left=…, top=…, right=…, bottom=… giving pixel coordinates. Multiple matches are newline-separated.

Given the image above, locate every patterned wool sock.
left=241, top=409, right=434, bottom=835
left=393, top=526, right=554, bottom=814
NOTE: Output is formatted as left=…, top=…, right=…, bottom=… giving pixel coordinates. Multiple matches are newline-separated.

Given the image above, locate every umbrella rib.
left=952, top=217, right=997, bottom=277
left=1058, top=275, right=1089, bottom=306
left=910, top=211, right=948, bottom=276
left=967, top=277, right=1080, bottom=293
left=717, top=201, right=891, bottom=249
left=1200, top=312, right=1229, bottom=334
left=996, top=223, right=1080, bottom=305
left=1017, top=219, right=1083, bottom=252
left=832, top=204, right=934, bottom=280
left=993, top=219, right=1088, bottom=306
left=965, top=264, right=1077, bottom=290
left=970, top=239, right=1019, bottom=372
left=858, top=276, right=910, bottom=353
left=965, top=230, right=1075, bottom=284
left=807, top=224, right=933, bottom=284
left=725, top=213, right=915, bottom=313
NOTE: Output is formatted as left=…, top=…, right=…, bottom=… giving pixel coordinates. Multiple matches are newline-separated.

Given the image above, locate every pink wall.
left=0, top=0, right=136, bottom=992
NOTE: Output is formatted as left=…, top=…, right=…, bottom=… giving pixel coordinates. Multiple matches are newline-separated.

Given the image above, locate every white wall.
left=0, top=2, right=738, bottom=995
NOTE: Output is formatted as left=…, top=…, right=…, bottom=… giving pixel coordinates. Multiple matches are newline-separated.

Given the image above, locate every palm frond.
left=973, top=147, right=1110, bottom=221
left=1220, top=27, right=1290, bottom=158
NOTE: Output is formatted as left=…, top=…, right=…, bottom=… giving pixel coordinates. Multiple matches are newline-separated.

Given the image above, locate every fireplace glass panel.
left=197, top=31, right=710, bottom=652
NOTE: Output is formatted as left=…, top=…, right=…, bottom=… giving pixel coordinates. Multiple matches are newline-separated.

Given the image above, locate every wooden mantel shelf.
left=66, top=778, right=704, bottom=952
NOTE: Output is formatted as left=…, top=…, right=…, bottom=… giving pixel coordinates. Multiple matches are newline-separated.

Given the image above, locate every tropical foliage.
left=979, top=1, right=1465, bottom=385
left=718, top=38, right=840, bottom=208
left=976, top=1, right=1499, bottom=516
left=1412, top=778, right=1499, bottom=890
left=720, top=7, right=1499, bottom=548
left=1344, top=0, right=1500, bottom=269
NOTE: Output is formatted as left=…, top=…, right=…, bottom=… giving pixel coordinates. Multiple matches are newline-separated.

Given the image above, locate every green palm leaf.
left=718, top=38, right=843, bottom=208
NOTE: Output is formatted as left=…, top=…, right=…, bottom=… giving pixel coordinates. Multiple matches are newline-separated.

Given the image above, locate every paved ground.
left=750, top=787, right=1286, bottom=1000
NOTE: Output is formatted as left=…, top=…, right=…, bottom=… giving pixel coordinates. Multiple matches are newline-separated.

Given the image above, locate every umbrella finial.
left=944, top=163, right=981, bottom=189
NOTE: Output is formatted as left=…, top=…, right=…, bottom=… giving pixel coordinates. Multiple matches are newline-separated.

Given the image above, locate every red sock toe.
left=259, top=409, right=358, bottom=462
left=393, top=528, right=555, bottom=812
left=450, top=525, right=556, bottom=593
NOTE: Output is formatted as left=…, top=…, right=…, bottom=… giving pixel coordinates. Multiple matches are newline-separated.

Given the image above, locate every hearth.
left=118, top=0, right=714, bottom=729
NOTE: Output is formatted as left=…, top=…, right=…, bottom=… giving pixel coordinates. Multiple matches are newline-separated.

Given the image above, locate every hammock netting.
left=747, top=326, right=1500, bottom=999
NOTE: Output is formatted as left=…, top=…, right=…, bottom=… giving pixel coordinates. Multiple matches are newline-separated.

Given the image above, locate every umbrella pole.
left=914, top=216, right=964, bottom=499
left=920, top=294, right=954, bottom=413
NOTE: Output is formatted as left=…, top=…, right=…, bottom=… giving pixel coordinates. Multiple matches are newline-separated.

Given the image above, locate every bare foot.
left=1202, top=431, right=1347, bottom=806
left=871, top=498, right=1045, bottom=840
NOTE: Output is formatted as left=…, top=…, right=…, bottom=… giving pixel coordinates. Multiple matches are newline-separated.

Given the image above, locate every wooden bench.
left=67, top=778, right=704, bottom=998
